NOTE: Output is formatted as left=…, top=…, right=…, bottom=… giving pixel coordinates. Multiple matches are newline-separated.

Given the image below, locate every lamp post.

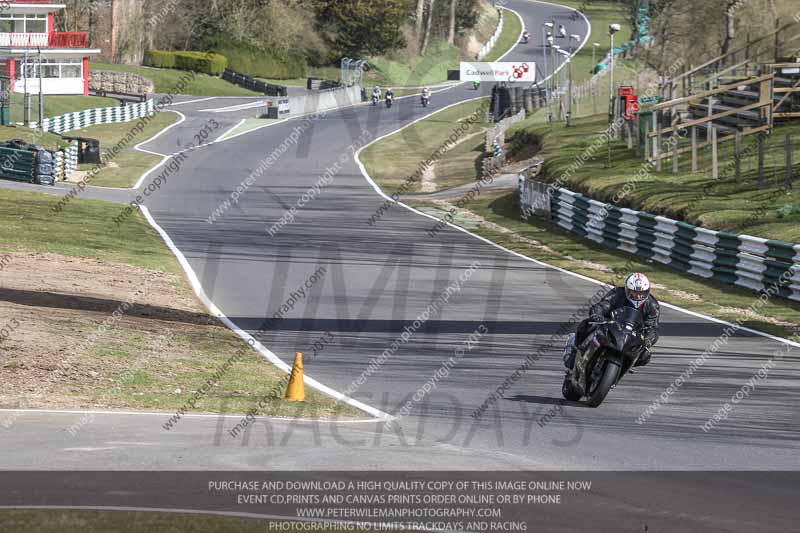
left=38, top=47, right=44, bottom=131
left=556, top=48, right=571, bottom=126
left=608, top=24, right=621, bottom=123
left=553, top=45, right=562, bottom=121
left=543, top=22, right=553, bottom=100
left=592, top=42, right=600, bottom=115
left=608, top=24, right=621, bottom=166
left=23, top=49, right=29, bottom=127
left=566, top=34, right=581, bottom=126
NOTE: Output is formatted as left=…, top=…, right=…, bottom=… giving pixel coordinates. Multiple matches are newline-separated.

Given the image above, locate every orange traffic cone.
left=285, top=352, right=305, bottom=401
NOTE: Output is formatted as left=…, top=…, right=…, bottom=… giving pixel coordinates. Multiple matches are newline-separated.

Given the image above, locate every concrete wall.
left=288, top=85, right=364, bottom=117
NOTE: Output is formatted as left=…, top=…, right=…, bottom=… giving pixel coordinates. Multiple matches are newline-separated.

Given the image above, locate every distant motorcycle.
left=562, top=307, right=646, bottom=407
left=372, top=94, right=380, bottom=106
left=522, top=31, right=530, bottom=44
left=421, top=93, right=430, bottom=107
left=385, top=94, right=394, bottom=108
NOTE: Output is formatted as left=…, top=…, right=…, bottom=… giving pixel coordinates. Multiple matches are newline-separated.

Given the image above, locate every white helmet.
left=625, top=273, right=651, bottom=308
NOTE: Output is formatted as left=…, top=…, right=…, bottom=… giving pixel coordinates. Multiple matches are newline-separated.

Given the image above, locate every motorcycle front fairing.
left=603, top=307, right=645, bottom=375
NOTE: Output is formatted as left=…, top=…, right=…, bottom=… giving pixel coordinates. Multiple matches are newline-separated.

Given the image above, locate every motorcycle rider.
left=386, top=87, right=394, bottom=99
left=372, top=85, right=382, bottom=103
left=522, top=31, right=530, bottom=43
left=568, top=273, right=660, bottom=394
left=421, top=86, right=431, bottom=103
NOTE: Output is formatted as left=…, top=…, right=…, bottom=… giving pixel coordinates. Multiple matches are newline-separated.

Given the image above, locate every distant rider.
left=386, top=87, right=394, bottom=99
left=568, top=273, right=660, bottom=393
left=372, top=86, right=382, bottom=101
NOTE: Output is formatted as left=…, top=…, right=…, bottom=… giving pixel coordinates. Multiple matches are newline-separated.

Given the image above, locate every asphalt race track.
left=3, top=1, right=800, bottom=531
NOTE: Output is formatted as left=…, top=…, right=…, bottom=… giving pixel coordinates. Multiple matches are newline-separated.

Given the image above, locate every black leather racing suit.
left=575, top=287, right=660, bottom=366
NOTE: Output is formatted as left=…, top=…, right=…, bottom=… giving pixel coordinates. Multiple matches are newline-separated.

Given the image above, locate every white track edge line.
left=138, top=205, right=393, bottom=421
left=163, top=96, right=217, bottom=107
left=132, top=110, right=186, bottom=189
left=0, top=408, right=380, bottom=424
left=214, top=118, right=246, bottom=143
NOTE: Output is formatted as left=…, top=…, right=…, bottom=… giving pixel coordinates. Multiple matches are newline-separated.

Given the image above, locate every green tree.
left=314, top=0, right=411, bottom=57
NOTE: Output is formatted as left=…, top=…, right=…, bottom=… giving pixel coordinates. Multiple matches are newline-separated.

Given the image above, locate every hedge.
left=144, top=50, right=228, bottom=76
left=212, top=40, right=307, bottom=80
left=144, top=50, right=176, bottom=69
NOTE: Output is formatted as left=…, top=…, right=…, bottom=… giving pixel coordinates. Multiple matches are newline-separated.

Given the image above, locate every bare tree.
left=448, top=0, right=457, bottom=44
left=415, top=0, right=426, bottom=46
left=722, top=0, right=737, bottom=54
left=420, top=0, right=435, bottom=55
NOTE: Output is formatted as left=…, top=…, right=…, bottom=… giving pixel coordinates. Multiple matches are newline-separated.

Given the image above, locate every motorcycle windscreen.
left=608, top=307, right=644, bottom=354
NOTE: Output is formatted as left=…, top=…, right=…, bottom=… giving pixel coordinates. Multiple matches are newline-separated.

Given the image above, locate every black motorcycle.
left=562, top=307, right=645, bottom=407
left=421, top=93, right=430, bottom=107
left=385, top=94, right=394, bottom=108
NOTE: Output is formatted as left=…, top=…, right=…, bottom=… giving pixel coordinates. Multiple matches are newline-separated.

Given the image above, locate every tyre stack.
left=35, top=149, right=55, bottom=185
left=0, top=140, right=56, bottom=185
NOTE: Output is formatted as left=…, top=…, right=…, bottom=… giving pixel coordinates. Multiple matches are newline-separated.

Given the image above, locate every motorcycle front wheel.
left=586, top=360, right=620, bottom=407
left=561, top=373, right=582, bottom=402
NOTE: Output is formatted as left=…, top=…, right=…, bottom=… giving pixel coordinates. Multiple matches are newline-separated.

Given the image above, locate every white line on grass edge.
left=353, top=8, right=800, bottom=350
left=138, top=205, right=393, bottom=421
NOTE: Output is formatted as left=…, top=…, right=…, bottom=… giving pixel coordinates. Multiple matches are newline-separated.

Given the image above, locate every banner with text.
left=460, top=62, right=536, bottom=83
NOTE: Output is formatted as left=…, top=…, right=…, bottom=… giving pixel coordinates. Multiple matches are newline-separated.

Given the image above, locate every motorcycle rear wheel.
left=586, top=360, right=620, bottom=407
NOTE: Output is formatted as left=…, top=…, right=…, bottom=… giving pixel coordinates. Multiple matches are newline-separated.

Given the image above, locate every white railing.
left=478, top=10, right=504, bottom=60
left=0, top=33, right=49, bottom=47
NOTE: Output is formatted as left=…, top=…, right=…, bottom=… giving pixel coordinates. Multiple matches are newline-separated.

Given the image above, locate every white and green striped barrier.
left=523, top=182, right=800, bottom=301
left=478, top=10, right=504, bottom=60
left=52, top=140, right=78, bottom=181
left=35, top=99, right=156, bottom=135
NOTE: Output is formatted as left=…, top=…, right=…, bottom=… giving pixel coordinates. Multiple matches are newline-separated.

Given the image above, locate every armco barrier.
left=521, top=181, right=800, bottom=302
left=478, top=10, right=504, bottom=60
left=223, top=68, right=287, bottom=96
left=34, top=99, right=156, bottom=135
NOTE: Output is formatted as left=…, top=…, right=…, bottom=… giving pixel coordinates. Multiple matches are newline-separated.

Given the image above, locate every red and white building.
left=0, top=1, right=100, bottom=95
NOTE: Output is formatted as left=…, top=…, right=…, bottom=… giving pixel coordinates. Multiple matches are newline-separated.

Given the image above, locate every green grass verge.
left=0, top=125, right=66, bottom=151
left=409, top=193, right=800, bottom=340
left=91, top=62, right=261, bottom=96
left=514, top=113, right=800, bottom=243
left=9, top=94, right=119, bottom=124
left=0, top=511, right=403, bottom=532
left=360, top=98, right=491, bottom=194
left=0, top=188, right=360, bottom=416
left=0, top=189, right=181, bottom=271
left=71, top=111, right=180, bottom=188
left=482, top=7, right=524, bottom=62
